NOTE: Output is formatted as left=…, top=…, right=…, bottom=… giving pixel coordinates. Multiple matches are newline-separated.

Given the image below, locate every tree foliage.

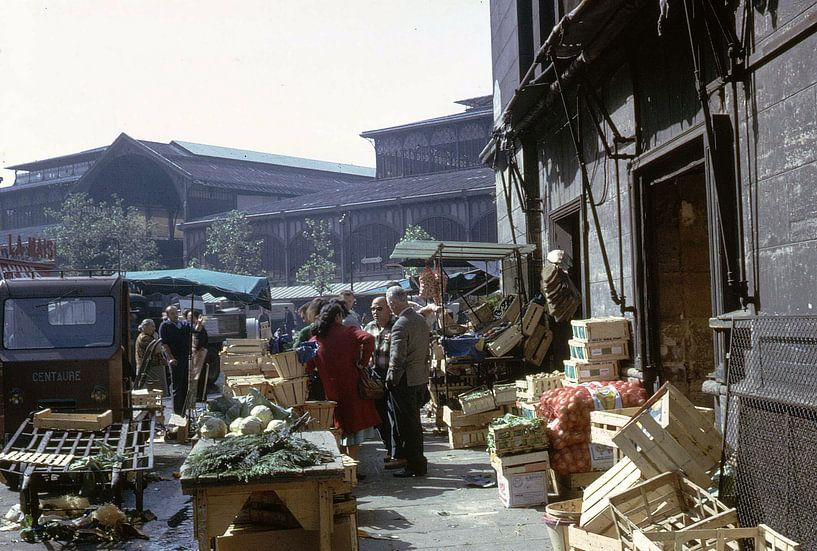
left=397, top=224, right=435, bottom=277
left=47, top=193, right=160, bottom=271
left=295, top=219, right=336, bottom=295
left=203, top=210, right=263, bottom=275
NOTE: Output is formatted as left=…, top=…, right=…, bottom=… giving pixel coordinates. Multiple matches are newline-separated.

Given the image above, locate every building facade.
left=182, top=98, right=499, bottom=287
left=2, top=134, right=374, bottom=267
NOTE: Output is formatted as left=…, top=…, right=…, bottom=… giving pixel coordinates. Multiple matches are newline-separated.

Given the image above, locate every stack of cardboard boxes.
left=564, top=317, right=630, bottom=385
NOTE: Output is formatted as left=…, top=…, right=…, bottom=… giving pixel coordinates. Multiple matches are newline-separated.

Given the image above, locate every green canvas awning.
left=391, top=240, right=536, bottom=266
left=124, top=268, right=271, bottom=309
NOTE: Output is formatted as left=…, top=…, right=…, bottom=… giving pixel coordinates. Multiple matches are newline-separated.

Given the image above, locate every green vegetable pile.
left=183, top=416, right=334, bottom=482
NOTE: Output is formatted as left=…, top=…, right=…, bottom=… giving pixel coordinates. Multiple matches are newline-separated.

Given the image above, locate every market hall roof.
left=6, top=133, right=374, bottom=195
left=181, top=166, right=496, bottom=227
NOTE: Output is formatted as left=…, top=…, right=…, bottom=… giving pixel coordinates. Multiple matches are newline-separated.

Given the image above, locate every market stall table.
left=0, top=411, right=156, bottom=522
left=180, top=430, right=348, bottom=551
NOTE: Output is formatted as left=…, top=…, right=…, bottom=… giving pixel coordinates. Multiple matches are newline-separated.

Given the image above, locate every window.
left=3, top=297, right=115, bottom=349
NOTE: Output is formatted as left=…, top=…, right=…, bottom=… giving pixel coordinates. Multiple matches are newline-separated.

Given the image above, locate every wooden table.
left=180, top=431, right=348, bottom=551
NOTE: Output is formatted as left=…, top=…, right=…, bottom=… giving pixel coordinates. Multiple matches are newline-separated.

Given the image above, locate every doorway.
left=549, top=202, right=583, bottom=368
left=646, top=168, right=714, bottom=405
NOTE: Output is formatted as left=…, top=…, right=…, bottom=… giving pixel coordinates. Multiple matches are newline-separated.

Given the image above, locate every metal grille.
left=723, top=316, right=817, bottom=551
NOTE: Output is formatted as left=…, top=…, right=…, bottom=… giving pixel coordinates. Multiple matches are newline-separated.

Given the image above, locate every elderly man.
left=385, top=285, right=431, bottom=477
left=159, top=306, right=192, bottom=415
left=364, top=296, right=402, bottom=467
left=339, top=290, right=361, bottom=328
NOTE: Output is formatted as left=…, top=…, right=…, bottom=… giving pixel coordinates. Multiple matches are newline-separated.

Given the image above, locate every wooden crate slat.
left=662, top=392, right=721, bottom=466
left=580, top=457, right=643, bottom=531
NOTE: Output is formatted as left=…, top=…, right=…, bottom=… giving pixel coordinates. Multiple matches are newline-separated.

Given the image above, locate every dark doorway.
left=549, top=204, right=583, bottom=368
left=646, top=168, right=714, bottom=405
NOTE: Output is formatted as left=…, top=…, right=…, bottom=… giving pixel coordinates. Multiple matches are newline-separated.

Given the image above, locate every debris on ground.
left=17, top=505, right=155, bottom=544
left=462, top=473, right=496, bottom=488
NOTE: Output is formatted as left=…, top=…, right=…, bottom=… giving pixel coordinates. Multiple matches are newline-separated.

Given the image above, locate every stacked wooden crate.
left=488, top=415, right=550, bottom=508
left=442, top=405, right=507, bottom=450
left=267, top=351, right=308, bottom=408
left=219, top=339, right=269, bottom=377
left=564, top=317, right=630, bottom=385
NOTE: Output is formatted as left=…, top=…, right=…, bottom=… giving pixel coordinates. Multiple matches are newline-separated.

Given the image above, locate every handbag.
left=358, top=366, right=385, bottom=400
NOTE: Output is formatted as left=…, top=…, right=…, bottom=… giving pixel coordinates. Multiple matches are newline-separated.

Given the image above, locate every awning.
left=391, top=240, right=536, bottom=266
left=267, top=279, right=413, bottom=302
left=124, top=268, right=272, bottom=309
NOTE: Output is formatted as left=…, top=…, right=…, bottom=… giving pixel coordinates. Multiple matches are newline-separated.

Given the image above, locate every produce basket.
left=270, top=351, right=304, bottom=379
left=487, top=414, right=548, bottom=456
left=492, top=383, right=518, bottom=406
left=517, top=371, right=563, bottom=402
left=608, top=471, right=737, bottom=549
left=457, top=387, right=497, bottom=416
left=269, top=376, right=309, bottom=407
left=301, top=400, right=337, bottom=430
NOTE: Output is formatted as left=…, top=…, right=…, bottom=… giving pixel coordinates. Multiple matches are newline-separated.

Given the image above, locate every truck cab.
left=0, top=275, right=132, bottom=435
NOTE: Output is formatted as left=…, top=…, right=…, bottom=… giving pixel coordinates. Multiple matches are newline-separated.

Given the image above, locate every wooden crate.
left=448, top=426, right=489, bottom=449
left=490, top=449, right=549, bottom=476
left=487, top=325, right=524, bottom=356
left=442, top=405, right=504, bottom=429
left=223, top=338, right=269, bottom=353
left=457, top=388, right=497, bottom=416
left=340, top=454, right=359, bottom=487
left=517, top=371, right=563, bottom=402
left=466, top=302, right=494, bottom=327
left=518, top=401, right=538, bottom=420
left=492, top=383, right=518, bottom=406
left=521, top=302, right=546, bottom=336
left=524, top=323, right=553, bottom=366
left=301, top=401, right=336, bottom=430
left=33, top=409, right=112, bottom=431
left=568, top=524, right=625, bottom=551
left=611, top=383, right=722, bottom=489
left=488, top=418, right=548, bottom=456
left=580, top=458, right=643, bottom=534
left=216, top=513, right=358, bottom=551
left=219, top=353, right=261, bottom=376
left=553, top=470, right=606, bottom=499
left=131, top=389, right=163, bottom=410
left=569, top=339, right=630, bottom=361
left=571, top=317, right=630, bottom=343
left=224, top=375, right=270, bottom=398
left=591, top=407, right=641, bottom=448
left=608, top=471, right=737, bottom=550
left=270, top=351, right=304, bottom=379
left=269, top=377, right=309, bottom=407
left=632, top=524, right=800, bottom=551
left=564, top=359, right=619, bottom=384
left=258, top=356, right=279, bottom=377
left=500, top=294, right=521, bottom=323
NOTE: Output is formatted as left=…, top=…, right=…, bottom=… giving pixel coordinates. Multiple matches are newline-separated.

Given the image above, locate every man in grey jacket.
left=385, top=285, right=431, bottom=477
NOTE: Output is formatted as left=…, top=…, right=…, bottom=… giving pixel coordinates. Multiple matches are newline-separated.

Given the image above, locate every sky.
left=0, top=0, right=492, bottom=184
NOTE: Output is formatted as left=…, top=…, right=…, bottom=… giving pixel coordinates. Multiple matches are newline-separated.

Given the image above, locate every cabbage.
left=250, top=406, right=273, bottom=428
left=264, top=419, right=287, bottom=433
left=229, top=417, right=244, bottom=433
left=238, top=416, right=263, bottom=435
left=199, top=417, right=227, bottom=439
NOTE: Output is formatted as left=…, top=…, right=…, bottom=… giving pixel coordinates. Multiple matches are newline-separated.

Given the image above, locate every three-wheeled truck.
left=0, top=273, right=155, bottom=518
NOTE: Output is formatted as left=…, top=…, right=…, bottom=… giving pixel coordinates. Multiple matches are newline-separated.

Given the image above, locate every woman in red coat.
left=307, top=299, right=381, bottom=460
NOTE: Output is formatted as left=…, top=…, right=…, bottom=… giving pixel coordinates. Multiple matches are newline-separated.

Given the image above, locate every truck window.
left=3, top=297, right=115, bottom=349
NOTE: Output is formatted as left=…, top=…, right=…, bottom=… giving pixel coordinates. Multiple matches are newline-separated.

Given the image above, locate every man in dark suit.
left=385, top=286, right=431, bottom=477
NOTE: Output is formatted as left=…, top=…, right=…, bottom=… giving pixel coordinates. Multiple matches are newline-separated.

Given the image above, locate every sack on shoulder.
left=358, top=368, right=385, bottom=400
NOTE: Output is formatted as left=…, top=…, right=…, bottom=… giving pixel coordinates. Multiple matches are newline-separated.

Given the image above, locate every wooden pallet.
left=632, top=524, right=800, bottom=551
left=448, top=426, right=488, bottom=449
left=580, top=458, right=643, bottom=534
left=0, top=451, right=74, bottom=467
left=611, top=383, right=722, bottom=489
left=33, top=409, right=113, bottom=431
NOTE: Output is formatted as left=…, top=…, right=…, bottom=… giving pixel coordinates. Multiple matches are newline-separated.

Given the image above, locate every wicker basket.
left=271, top=351, right=304, bottom=379
left=302, top=400, right=337, bottom=430
left=269, top=376, right=308, bottom=407
left=457, top=387, right=497, bottom=416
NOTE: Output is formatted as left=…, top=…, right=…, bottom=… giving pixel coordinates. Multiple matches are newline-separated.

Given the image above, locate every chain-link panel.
left=723, top=316, right=817, bottom=551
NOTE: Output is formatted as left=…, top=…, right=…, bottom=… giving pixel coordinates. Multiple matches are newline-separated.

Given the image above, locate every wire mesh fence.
left=723, top=316, right=817, bottom=551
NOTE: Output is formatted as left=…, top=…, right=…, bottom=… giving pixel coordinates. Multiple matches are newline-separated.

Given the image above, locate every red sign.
left=2, top=235, right=56, bottom=262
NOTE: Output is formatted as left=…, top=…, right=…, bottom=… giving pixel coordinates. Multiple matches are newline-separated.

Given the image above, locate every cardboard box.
left=570, top=317, right=630, bottom=343
left=563, top=359, right=619, bottom=383
left=589, top=443, right=615, bottom=470
left=495, top=467, right=548, bottom=508
left=568, top=339, right=629, bottom=361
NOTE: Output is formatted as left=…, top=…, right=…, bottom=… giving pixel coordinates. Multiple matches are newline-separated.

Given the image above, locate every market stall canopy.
left=391, top=240, right=537, bottom=267
left=124, top=268, right=271, bottom=309
left=268, top=279, right=411, bottom=302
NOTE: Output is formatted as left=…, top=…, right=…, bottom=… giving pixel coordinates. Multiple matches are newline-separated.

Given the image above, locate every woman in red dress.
left=307, top=299, right=381, bottom=460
